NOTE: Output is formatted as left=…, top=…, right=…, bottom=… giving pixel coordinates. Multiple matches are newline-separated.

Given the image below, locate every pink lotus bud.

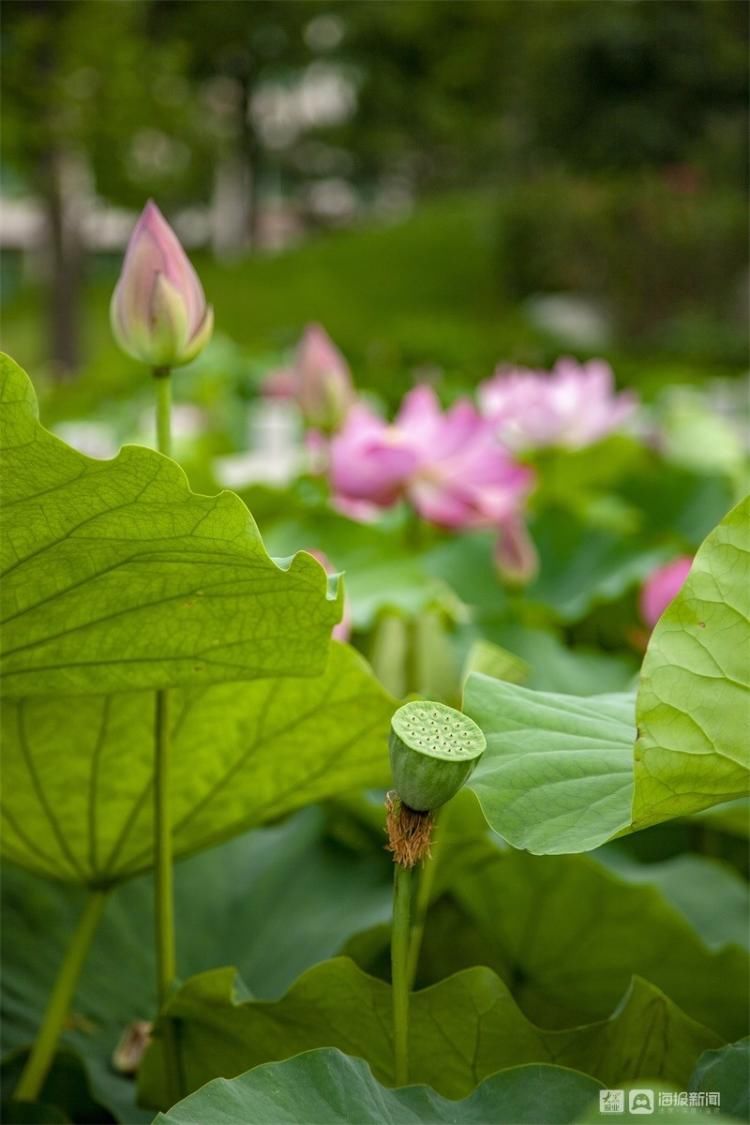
left=308, top=549, right=351, bottom=642
left=639, top=556, right=693, bottom=628
left=111, top=200, right=213, bottom=368
left=494, top=515, right=539, bottom=586
left=295, top=324, right=353, bottom=430
left=262, top=366, right=299, bottom=400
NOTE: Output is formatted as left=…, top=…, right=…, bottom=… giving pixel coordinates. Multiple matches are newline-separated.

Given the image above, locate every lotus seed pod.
left=389, top=700, right=486, bottom=812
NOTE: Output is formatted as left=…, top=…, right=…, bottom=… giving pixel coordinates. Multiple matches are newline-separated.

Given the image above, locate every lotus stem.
left=407, top=809, right=443, bottom=989
left=391, top=859, right=412, bottom=1087
left=14, top=891, right=107, bottom=1102
left=152, top=366, right=180, bottom=1103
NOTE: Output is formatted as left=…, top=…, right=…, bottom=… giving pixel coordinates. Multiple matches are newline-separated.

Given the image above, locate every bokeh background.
left=1, top=0, right=748, bottom=428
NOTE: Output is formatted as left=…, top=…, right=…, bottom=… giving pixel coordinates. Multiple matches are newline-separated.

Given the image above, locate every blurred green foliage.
left=4, top=194, right=743, bottom=424
left=497, top=172, right=747, bottom=361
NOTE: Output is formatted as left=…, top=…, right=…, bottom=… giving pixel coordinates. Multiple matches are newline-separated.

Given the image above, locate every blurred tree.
left=150, top=0, right=335, bottom=255
left=1, top=0, right=205, bottom=373
left=326, top=0, right=747, bottom=193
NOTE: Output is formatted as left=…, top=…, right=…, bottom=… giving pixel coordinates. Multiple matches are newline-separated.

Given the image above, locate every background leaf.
left=524, top=508, right=670, bottom=623
left=263, top=512, right=447, bottom=630
left=595, top=851, right=750, bottom=953
left=1, top=642, right=392, bottom=883
left=0, top=354, right=340, bottom=698
left=343, top=813, right=748, bottom=1042
left=463, top=675, right=634, bottom=853
left=1, top=1048, right=113, bottom=1124
left=139, top=959, right=720, bottom=1108
left=475, top=624, right=639, bottom=696
left=690, top=1039, right=749, bottom=1121
left=452, top=848, right=748, bottom=1041
left=634, top=496, right=750, bottom=829
left=152, top=1049, right=603, bottom=1125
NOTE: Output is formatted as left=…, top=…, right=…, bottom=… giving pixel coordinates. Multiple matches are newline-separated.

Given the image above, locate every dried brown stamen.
left=385, top=790, right=434, bottom=868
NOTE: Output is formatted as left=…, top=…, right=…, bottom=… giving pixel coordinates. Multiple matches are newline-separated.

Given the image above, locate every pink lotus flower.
left=478, top=358, right=636, bottom=451
left=639, top=556, right=693, bottom=629
left=329, top=386, right=533, bottom=530
left=399, top=387, right=533, bottom=529
left=329, top=403, right=419, bottom=508
left=111, top=201, right=213, bottom=368
left=264, top=324, right=353, bottom=431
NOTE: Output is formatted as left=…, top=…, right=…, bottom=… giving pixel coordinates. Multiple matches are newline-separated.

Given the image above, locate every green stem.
left=391, top=862, right=412, bottom=1087
left=15, top=892, right=107, bottom=1102
left=152, top=366, right=180, bottom=1103
left=406, top=811, right=443, bottom=989
left=154, top=367, right=172, bottom=458
left=154, top=689, right=176, bottom=1005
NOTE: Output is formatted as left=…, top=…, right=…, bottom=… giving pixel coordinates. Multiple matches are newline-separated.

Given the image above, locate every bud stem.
left=154, top=367, right=172, bottom=458
left=152, top=366, right=181, bottom=1105
left=391, top=861, right=412, bottom=1087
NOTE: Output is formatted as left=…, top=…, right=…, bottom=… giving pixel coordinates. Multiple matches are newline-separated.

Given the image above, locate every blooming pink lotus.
left=111, top=201, right=213, bottom=368
left=639, top=556, right=693, bottom=629
left=329, top=385, right=533, bottom=530
left=264, top=324, right=354, bottom=431
left=329, top=403, right=419, bottom=509
left=478, top=358, right=636, bottom=452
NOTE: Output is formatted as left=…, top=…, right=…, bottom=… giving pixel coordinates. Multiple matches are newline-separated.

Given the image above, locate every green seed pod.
left=389, top=700, right=486, bottom=812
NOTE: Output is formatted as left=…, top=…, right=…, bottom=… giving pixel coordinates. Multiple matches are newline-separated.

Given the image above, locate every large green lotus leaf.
left=0, top=354, right=341, bottom=698
left=465, top=497, right=750, bottom=851
left=139, top=959, right=720, bottom=1108
left=1, top=642, right=392, bottom=884
left=152, top=1049, right=603, bottom=1125
left=1, top=809, right=393, bottom=1122
left=634, top=496, right=750, bottom=830
left=463, top=674, right=635, bottom=853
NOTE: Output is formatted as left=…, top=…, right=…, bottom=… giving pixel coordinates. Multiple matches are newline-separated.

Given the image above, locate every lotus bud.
left=307, top=549, right=351, bottom=642
left=110, top=200, right=213, bottom=368
left=295, top=324, right=353, bottom=431
left=494, top=515, right=539, bottom=587
left=389, top=700, right=486, bottom=813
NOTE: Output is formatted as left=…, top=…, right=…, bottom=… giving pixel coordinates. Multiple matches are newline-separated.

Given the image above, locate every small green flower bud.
left=389, top=700, right=486, bottom=812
